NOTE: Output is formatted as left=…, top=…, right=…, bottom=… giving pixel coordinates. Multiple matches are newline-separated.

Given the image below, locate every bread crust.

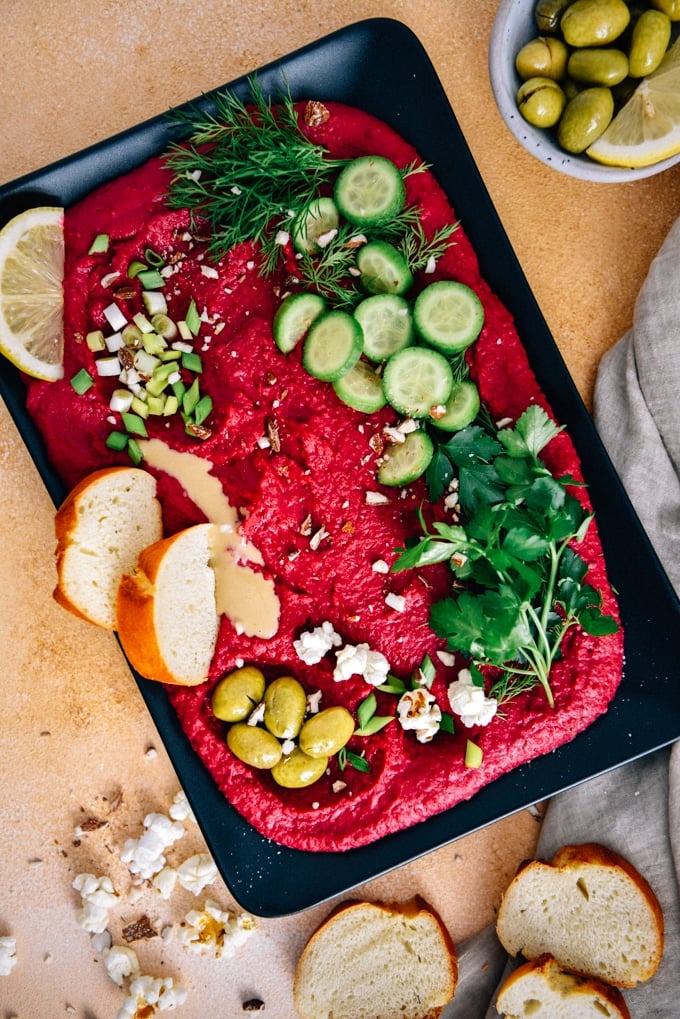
left=497, top=954, right=632, bottom=1019
left=116, top=523, right=217, bottom=686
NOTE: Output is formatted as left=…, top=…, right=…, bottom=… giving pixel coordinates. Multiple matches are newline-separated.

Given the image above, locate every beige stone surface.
left=1, top=2, right=679, bottom=1016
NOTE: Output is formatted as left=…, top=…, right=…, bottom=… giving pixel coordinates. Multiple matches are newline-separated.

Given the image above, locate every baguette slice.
left=54, top=467, right=163, bottom=629
left=293, top=899, right=457, bottom=1019
left=496, top=954, right=631, bottom=1018
left=116, top=523, right=219, bottom=686
left=496, top=843, right=664, bottom=988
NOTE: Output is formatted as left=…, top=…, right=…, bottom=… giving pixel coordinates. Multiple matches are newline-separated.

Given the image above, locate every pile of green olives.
left=211, top=665, right=355, bottom=789
left=515, top=0, right=678, bottom=155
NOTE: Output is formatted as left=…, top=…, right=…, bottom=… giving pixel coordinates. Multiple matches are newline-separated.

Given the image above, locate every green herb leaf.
left=355, top=715, right=394, bottom=737
left=356, top=693, right=377, bottom=731
left=338, top=747, right=371, bottom=774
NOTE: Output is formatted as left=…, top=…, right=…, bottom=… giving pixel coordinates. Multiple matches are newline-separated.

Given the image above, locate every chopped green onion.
left=172, top=379, right=187, bottom=402
left=121, top=411, right=149, bottom=436
left=182, top=378, right=201, bottom=416
left=142, top=332, right=168, bottom=356
left=193, top=394, right=213, bottom=426
left=158, top=348, right=183, bottom=362
left=132, top=312, right=155, bottom=334
left=105, top=430, right=130, bottom=452
left=164, top=394, right=179, bottom=417
left=439, top=712, right=455, bottom=734
left=151, top=313, right=178, bottom=340
left=88, top=233, right=109, bottom=255
left=464, top=739, right=483, bottom=769
left=85, top=330, right=106, bottom=352
left=182, top=350, right=203, bottom=374
left=127, top=260, right=147, bottom=278
left=70, top=368, right=94, bottom=394
left=147, top=395, right=166, bottom=415
left=144, top=247, right=164, bottom=267
left=185, top=298, right=201, bottom=335
left=137, top=269, right=165, bottom=290
left=177, top=320, right=193, bottom=341
left=127, top=439, right=143, bottom=465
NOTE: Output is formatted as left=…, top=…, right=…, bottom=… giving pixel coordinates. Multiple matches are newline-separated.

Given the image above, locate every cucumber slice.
left=292, top=197, right=339, bottom=254
left=414, top=280, right=484, bottom=354
left=334, top=155, right=406, bottom=228
left=302, top=310, right=363, bottom=382
left=273, top=292, right=327, bottom=353
left=433, top=380, right=481, bottom=432
left=333, top=360, right=387, bottom=414
left=356, top=241, right=413, bottom=296
left=354, top=294, right=414, bottom=363
left=382, top=347, right=454, bottom=418
left=377, top=430, right=434, bottom=487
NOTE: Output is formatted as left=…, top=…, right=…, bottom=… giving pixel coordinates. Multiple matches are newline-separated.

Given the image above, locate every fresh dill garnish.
left=399, top=220, right=459, bottom=273
left=165, top=77, right=347, bottom=263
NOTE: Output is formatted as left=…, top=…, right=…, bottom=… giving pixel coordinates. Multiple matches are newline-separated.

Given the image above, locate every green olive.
left=263, top=675, right=308, bottom=739
left=567, top=47, right=629, bottom=85
left=517, top=77, right=567, bottom=127
left=628, top=9, right=671, bottom=76
left=557, top=87, right=615, bottom=152
left=515, top=36, right=569, bottom=80
left=561, top=0, right=631, bottom=47
left=211, top=666, right=266, bottom=722
left=226, top=723, right=283, bottom=770
left=298, top=706, right=355, bottom=759
left=535, top=0, right=573, bottom=33
left=271, top=747, right=329, bottom=788
left=651, top=0, right=680, bottom=21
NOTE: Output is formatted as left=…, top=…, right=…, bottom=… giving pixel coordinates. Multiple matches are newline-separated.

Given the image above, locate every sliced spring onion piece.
left=137, top=269, right=165, bottom=290
left=70, top=368, right=94, bottom=394
left=96, top=356, right=122, bottom=377
left=103, top=303, right=128, bottom=332
left=88, top=233, right=109, bottom=254
left=144, top=247, right=164, bottom=267
left=105, top=430, right=130, bottom=452
left=127, top=439, right=143, bottom=465
left=109, top=389, right=134, bottom=413
left=132, top=312, right=155, bottom=334
left=142, top=290, right=167, bottom=315
left=182, top=350, right=203, bottom=373
left=194, top=394, right=213, bottom=425
left=182, top=378, right=201, bottom=415
left=185, top=299, right=201, bottom=335
left=127, top=260, right=147, bottom=279
left=464, top=739, right=483, bottom=768
left=85, top=330, right=106, bottom=352
left=122, top=411, right=148, bottom=436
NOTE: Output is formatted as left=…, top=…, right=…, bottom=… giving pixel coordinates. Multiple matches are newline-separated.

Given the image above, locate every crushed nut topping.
left=304, top=100, right=331, bottom=126
left=369, top=433, right=385, bottom=455
left=266, top=417, right=281, bottom=452
left=300, top=514, right=313, bottom=536
left=122, top=915, right=157, bottom=943
left=185, top=422, right=213, bottom=440
left=113, top=285, right=137, bottom=300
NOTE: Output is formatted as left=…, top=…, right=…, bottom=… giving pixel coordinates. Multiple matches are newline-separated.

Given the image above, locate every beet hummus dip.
left=26, top=102, right=624, bottom=852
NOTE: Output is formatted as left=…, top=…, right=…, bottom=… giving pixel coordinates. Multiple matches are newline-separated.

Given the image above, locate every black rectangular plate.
left=2, top=18, right=679, bottom=917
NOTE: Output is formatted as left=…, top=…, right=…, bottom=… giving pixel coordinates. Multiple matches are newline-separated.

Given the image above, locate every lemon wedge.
left=0, top=206, right=64, bottom=381
left=587, top=38, right=680, bottom=169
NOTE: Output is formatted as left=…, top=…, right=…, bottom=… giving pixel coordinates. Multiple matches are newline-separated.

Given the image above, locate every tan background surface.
left=1, top=2, right=679, bottom=1016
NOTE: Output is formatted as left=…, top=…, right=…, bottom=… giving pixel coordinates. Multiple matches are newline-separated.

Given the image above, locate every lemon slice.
left=587, top=38, right=680, bottom=169
left=0, top=206, right=65, bottom=381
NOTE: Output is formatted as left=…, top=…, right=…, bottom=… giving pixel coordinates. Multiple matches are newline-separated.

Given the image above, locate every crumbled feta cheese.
left=365, top=490, right=391, bottom=505
left=116, top=974, right=187, bottom=1017
left=333, top=643, right=390, bottom=686
left=275, top=229, right=290, bottom=246
left=371, top=559, right=390, bottom=574
left=72, top=874, right=118, bottom=933
left=397, top=417, right=418, bottom=434
left=436, top=650, right=456, bottom=668
left=178, top=900, right=256, bottom=958
left=0, top=936, right=17, bottom=976
left=448, top=668, right=498, bottom=728
left=397, top=688, right=442, bottom=743
left=120, top=813, right=185, bottom=880
left=176, top=854, right=218, bottom=895
left=281, top=738, right=296, bottom=755
left=385, top=592, right=406, bottom=612
left=424, top=254, right=437, bottom=274
left=316, top=228, right=338, bottom=248
left=293, top=621, right=342, bottom=665
left=103, top=945, right=140, bottom=987
left=200, top=265, right=219, bottom=279
left=307, top=690, right=323, bottom=714
left=383, top=426, right=407, bottom=444
left=247, top=701, right=265, bottom=726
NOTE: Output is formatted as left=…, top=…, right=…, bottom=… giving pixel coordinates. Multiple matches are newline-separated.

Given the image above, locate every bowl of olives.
left=489, top=0, right=680, bottom=181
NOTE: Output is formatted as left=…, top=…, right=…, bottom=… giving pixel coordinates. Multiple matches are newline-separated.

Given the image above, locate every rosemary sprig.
left=165, top=78, right=347, bottom=262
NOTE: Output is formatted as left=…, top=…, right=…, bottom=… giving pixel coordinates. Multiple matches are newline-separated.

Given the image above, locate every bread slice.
left=496, top=843, right=664, bottom=988
left=54, top=467, right=163, bottom=629
left=116, top=523, right=219, bottom=686
left=293, top=899, right=457, bottom=1019
left=496, top=954, right=631, bottom=1018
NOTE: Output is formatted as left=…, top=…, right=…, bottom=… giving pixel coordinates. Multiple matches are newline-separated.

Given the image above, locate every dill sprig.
left=399, top=219, right=459, bottom=273
left=165, top=78, right=346, bottom=262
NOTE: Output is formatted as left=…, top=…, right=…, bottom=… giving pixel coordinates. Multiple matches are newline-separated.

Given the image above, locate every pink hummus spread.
left=26, top=102, right=624, bottom=852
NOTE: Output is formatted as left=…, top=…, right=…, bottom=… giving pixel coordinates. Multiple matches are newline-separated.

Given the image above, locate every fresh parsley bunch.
left=393, top=405, right=619, bottom=707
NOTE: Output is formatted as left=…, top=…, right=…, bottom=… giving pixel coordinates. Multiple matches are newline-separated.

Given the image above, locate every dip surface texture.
left=26, top=103, right=624, bottom=851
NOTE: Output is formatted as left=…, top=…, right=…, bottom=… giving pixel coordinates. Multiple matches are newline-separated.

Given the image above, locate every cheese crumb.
left=371, top=559, right=390, bottom=574
left=385, top=592, right=406, bottom=612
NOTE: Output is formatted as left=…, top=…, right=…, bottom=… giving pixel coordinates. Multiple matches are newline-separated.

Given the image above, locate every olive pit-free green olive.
left=651, top=0, right=680, bottom=21
left=227, top=723, right=283, bottom=770
left=263, top=675, right=308, bottom=739
left=560, top=0, right=631, bottom=47
left=517, top=77, right=567, bottom=127
left=271, top=747, right=329, bottom=788
left=211, top=665, right=266, bottom=722
left=515, top=35, right=569, bottom=80
left=557, top=86, right=615, bottom=152
left=535, top=0, right=574, bottom=33
left=629, top=9, right=672, bottom=76
left=567, top=47, right=629, bottom=86
left=298, top=706, right=355, bottom=759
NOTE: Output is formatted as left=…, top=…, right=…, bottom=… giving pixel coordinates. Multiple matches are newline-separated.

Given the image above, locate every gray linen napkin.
left=445, top=217, right=680, bottom=1018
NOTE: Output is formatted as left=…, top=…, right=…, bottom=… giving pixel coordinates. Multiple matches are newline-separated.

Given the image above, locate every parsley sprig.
left=393, top=406, right=619, bottom=707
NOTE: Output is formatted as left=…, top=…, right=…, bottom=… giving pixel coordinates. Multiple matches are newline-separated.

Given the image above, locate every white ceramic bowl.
left=488, top=0, right=680, bottom=182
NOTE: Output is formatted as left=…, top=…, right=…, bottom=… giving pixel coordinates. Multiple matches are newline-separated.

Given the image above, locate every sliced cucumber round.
left=333, top=359, right=387, bottom=414
left=433, top=379, right=481, bottom=432
left=273, top=292, right=327, bottom=353
left=334, top=155, right=406, bottom=228
left=356, top=241, right=413, bottom=296
left=292, top=197, right=339, bottom=254
left=382, top=347, right=454, bottom=418
left=377, top=430, right=434, bottom=487
left=302, top=310, right=363, bottom=382
left=414, top=280, right=484, bottom=354
left=354, top=294, right=414, bottom=363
